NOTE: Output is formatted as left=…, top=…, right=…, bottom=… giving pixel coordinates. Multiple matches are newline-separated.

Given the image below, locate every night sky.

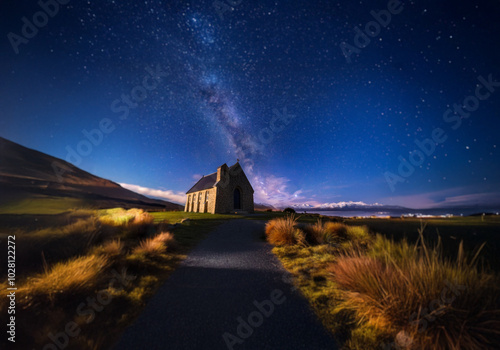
left=1, top=1, right=499, bottom=209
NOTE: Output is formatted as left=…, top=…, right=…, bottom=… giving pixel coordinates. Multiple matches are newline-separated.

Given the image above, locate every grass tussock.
left=328, top=225, right=500, bottom=349
left=132, top=232, right=177, bottom=257
left=267, top=219, right=370, bottom=250
left=133, top=238, right=166, bottom=257
left=324, top=222, right=348, bottom=238
left=153, top=231, right=178, bottom=251
left=342, top=225, right=372, bottom=251
left=268, top=218, right=500, bottom=350
left=97, top=208, right=155, bottom=239
left=93, top=239, right=124, bottom=258
left=26, top=216, right=102, bottom=241
left=265, top=215, right=306, bottom=246
left=303, top=220, right=349, bottom=245
left=17, top=254, right=110, bottom=307
left=9, top=210, right=158, bottom=279
left=98, top=208, right=154, bottom=226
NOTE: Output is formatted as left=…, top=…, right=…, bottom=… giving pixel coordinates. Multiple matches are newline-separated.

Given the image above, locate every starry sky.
left=1, top=0, right=499, bottom=209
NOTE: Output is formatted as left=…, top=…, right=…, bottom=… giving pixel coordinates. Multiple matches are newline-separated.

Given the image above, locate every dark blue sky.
left=1, top=0, right=499, bottom=208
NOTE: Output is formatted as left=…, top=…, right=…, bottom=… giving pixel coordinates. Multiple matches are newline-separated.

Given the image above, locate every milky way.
left=1, top=0, right=499, bottom=209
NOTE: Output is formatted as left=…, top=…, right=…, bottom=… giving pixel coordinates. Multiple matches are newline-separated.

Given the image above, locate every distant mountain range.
left=0, top=137, right=183, bottom=214
left=1, top=136, right=497, bottom=216
left=285, top=201, right=499, bottom=217
left=287, top=201, right=406, bottom=211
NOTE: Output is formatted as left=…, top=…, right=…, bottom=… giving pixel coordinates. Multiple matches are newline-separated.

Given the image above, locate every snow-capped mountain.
left=289, top=203, right=315, bottom=209
left=284, top=201, right=405, bottom=211
left=316, top=201, right=383, bottom=209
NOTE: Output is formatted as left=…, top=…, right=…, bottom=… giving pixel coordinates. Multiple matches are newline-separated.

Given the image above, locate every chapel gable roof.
left=186, top=172, right=217, bottom=194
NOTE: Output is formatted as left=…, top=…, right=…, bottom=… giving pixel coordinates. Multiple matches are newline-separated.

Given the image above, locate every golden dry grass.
left=304, top=220, right=329, bottom=244
left=324, top=222, right=347, bottom=238
left=153, top=231, right=178, bottom=251
left=27, top=216, right=102, bottom=242
left=97, top=208, right=154, bottom=226
left=268, top=219, right=370, bottom=249
left=94, top=239, right=124, bottom=257
left=17, top=254, right=110, bottom=308
left=303, top=220, right=349, bottom=245
left=133, top=238, right=166, bottom=257
left=131, top=231, right=177, bottom=257
left=328, top=226, right=500, bottom=349
left=131, top=210, right=155, bottom=225
left=265, top=215, right=306, bottom=246
left=97, top=209, right=156, bottom=239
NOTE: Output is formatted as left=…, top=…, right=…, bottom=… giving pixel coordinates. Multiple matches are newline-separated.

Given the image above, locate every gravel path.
left=113, top=219, right=338, bottom=350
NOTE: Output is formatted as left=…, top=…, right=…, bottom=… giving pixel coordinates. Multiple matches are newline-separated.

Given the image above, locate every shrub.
left=283, top=207, right=296, bottom=214
left=265, top=215, right=306, bottom=246
left=328, top=227, right=500, bottom=350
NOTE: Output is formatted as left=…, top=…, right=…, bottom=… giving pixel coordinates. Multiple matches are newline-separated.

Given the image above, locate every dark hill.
left=0, top=136, right=183, bottom=213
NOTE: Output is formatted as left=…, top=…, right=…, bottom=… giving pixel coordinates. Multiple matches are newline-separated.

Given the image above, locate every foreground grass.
left=268, top=216, right=500, bottom=349
left=0, top=209, right=232, bottom=350
left=345, top=216, right=500, bottom=268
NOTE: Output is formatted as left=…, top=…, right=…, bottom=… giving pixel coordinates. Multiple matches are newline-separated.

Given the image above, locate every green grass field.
left=150, top=211, right=239, bottom=223
left=0, top=196, right=88, bottom=214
